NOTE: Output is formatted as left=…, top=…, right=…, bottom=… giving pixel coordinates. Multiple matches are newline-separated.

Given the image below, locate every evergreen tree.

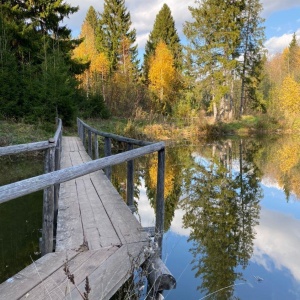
left=97, top=0, right=138, bottom=74
left=184, top=0, right=243, bottom=122
left=143, top=4, right=182, bottom=81
left=238, top=0, right=265, bottom=117
left=85, top=6, right=98, bottom=35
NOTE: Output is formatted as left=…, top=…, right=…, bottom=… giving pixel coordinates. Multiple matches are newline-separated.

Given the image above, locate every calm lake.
left=122, top=134, right=300, bottom=300
left=0, top=157, right=43, bottom=284
left=2, top=134, right=300, bottom=300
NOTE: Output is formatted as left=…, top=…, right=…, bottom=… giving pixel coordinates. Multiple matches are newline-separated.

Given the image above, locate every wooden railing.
left=0, top=118, right=63, bottom=255
left=77, top=118, right=165, bottom=252
left=0, top=118, right=166, bottom=255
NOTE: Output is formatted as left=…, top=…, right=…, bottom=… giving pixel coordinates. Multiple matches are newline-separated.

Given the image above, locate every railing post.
left=88, top=129, right=92, bottom=157
left=104, top=137, right=112, bottom=180
left=82, top=126, right=86, bottom=148
left=94, top=133, right=99, bottom=159
left=127, top=143, right=134, bottom=207
left=41, top=138, right=55, bottom=255
left=155, top=148, right=165, bottom=257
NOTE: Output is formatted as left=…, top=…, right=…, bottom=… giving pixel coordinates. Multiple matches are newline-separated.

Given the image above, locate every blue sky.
left=65, top=0, right=300, bottom=57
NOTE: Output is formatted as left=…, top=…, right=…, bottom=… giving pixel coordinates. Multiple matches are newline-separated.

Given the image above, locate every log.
left=146, top=256, right=176, bottom=294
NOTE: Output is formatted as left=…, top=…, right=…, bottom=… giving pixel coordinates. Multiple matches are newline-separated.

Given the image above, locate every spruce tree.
left=143, top=3, right=182, bottom=80
left=238, top=0, right=265, bottom=117
left=184, top=0, right=243, bottom=122
left=97, top=0, right=138, bottom=73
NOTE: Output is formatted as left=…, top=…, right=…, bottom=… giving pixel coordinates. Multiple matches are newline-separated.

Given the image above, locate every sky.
left=64, top=0, right=300, bottom=58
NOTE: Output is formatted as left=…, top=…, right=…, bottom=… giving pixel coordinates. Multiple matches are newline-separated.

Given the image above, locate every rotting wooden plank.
left=23, top=247, right=118, bottom=300
left=71, top=242, right=149, bottom=300
left=0, top=250, right=77, bottom=300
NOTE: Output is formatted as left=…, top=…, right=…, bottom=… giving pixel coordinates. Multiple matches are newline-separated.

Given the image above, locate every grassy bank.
left=0, top=114, right=283, bottom=147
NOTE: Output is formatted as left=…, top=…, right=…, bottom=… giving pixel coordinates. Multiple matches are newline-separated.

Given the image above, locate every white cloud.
left=64, top=1, right=300, bottom=57
left=252, top=207, right=300, bottom=282
left=261, top=0, right=300, bottom=17
left=265, top=29, right=300, bottom=55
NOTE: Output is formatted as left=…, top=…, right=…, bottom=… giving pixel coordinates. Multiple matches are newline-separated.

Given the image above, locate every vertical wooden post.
left=127, top=143, right=134, bottom=207
left=41, top=139, right=55, bottom=255
left=77, top=118, right=80, bottom=138
left=104, top=137, right=112, bottom=180
left=82, top=126, right=86, bottom=148
left=88, top=129, right=92, bottom=157
left=94, top=133, right=99, bottom=159
left=155, top=148, right=165, bottom=257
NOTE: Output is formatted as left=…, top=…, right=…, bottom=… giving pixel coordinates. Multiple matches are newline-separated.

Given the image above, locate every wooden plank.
left=0, top=250, right=77, bottom=300
left=0, top=141, right=51, bottom=156
left=71, top=242, right=149, bottom=300
left=90, top=172, right=149, bottom=245
left=24, top=247, right=118, bottom=300
left=79, top=176, right=121, bottom=248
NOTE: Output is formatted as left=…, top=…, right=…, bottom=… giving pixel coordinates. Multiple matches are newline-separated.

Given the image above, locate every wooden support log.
left=145, top=255, right=176, bottom=299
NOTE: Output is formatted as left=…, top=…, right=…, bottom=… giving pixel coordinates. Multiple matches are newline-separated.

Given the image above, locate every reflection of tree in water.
left=144, top=144, right=194, bottom=231
left=181, top=139, right=262, bottom=299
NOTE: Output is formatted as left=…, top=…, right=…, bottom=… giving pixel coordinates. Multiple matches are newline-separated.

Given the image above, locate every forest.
left=0, top=0, right=299, bottom=131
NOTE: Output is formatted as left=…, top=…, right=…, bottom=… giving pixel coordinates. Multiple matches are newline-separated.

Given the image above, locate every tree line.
left=1, top=0, right=297, bottom=129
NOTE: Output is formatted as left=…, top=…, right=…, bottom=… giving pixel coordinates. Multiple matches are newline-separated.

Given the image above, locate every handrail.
left=77, top=117, right=153, bottom=146
left=0, top=142, right=164, bottom=203
left=77, top=118, right=166, bottom=259
left=0, top=118, right=63, bottom=157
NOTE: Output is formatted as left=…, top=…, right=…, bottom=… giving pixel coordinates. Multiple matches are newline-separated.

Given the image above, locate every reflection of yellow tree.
left=277, top=144, right=300, bottom=174
left=148, top=155, right=174, bottom=199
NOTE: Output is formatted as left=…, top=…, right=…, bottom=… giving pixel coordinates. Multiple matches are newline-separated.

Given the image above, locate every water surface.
left=128, top=135, right=300, bottom=299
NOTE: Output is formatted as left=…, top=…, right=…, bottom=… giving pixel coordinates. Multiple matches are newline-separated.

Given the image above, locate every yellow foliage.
left=279, top=75, right=300, bottom=120
left=148, top=155, right=174, bottom=198
left=277, top=144, right=300, bottom=174
left=148, top=41, right=176, bottom=106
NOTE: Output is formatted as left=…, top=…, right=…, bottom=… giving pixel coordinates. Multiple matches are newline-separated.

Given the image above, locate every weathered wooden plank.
left=71, top=242, right=149, bottom=300
left=24, top=247, right=118, bottom=300
left=79, top=176, right=121, bottom=248
left=90, top=172, right=149, bottom=245
left=0, top=250, right=77, bottom=300
left=0, top=140, right=165, bottom=203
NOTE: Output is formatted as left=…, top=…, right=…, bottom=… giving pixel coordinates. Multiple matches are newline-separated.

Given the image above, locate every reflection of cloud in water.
left=135, top=181, right=190, bottom=236
left=134, top=182, right=155, bottom=227
left=253, top=208, right=300, bottom=282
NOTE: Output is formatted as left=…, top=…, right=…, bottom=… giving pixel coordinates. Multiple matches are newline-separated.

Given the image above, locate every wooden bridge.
left=0, top=118, right=175, bottom=299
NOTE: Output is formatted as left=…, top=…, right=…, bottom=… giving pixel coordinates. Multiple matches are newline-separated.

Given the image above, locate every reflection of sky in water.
left=136, top=177, right=300, bottom=299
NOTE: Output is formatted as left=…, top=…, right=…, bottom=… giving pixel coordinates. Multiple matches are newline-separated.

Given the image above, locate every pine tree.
left=143, top=4, right=182, bottom=80
left=97, top=0, right=138, bottom=73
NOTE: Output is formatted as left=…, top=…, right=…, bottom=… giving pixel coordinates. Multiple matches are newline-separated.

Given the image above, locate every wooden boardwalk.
left=0, top=137, right=150, bottom=300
